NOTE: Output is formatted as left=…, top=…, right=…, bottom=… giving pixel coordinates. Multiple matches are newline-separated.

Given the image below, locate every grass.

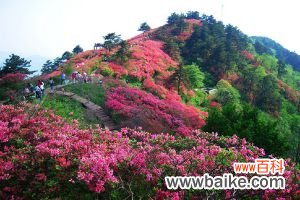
left=41, top=94, right=101, bottom=128
left=63, top=83, right=106, bottom=106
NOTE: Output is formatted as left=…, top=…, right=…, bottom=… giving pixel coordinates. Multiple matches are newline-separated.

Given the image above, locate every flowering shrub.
left=107, top=62, right=128, bottom=78
left=241, top=50, right=255, bottom=61
left=105, top=87, right=206, bottom=135
left=143, top=78, right=169, bottom=98
left=128, top=40, right=178, bottom=80
left=277, top=79, right=300, bottom=104
left=0, top=73, right=26, bottom=83
left=42, top=70, right=62, bottom=79
left=0, top=103, right=131, bottom=198
left=0, top=73, right=27, bottom=100
left=0, top=104, right=299, bottom=199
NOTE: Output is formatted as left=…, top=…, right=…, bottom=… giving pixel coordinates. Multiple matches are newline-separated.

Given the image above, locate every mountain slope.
left=251, top=36, right=300, bottom=71
left=44, top=13, right=300, bottom=160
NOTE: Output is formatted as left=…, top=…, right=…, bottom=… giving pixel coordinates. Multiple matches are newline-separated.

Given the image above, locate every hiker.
left=72, top=71, right=76, bottom=83
left=61, top=73, right=66, bottom=84
left=83, top=72, right=87, bottom=83
left=49, top=78, right=55, bottom=92
left=23, top=87, right=31, bottom=100
left=38, top=80, right=45, bottom=96
left=87, top=75, right=92, bottom=83
left=35, top=85, right=42, bottom=101
left=76, top=72, right=82, bottom=82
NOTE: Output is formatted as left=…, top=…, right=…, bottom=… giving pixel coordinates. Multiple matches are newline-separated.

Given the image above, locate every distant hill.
left=251, top=36, right=300, bottom=71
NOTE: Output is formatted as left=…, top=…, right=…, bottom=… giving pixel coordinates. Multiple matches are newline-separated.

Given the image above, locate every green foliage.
left=62, top=62, right=74, bottom=76
left=112, top=40, right=131, bottom=64
left=163, top=40, right=181, bottom=61
left=167, top=12, right=187, bottom=35
left=103, top=32, right=122, bottom=52
left=182, top=16, right=248, bottom=74
left=277, top=60, right=287, bottom=77
left=182, top=64, right=205, bottom=89
left=41, top=60, right=56, bottom=74
left=280, top=65, right=300, bottom=90
left=72, top=45, right=83, bottom=54
left=186, top=11, right=201, bottom=19
left=189, top=89, right=207, bottom=108
left=256, top=54, right=278, bottom=72
left=101, top=67, right=114, bottom=77
left=204, top=103, right=292, bottom=157
left=88, top=59, right=101, bottom=75
left=42, top=95, right=86, bottom=123
left=167, top=12, right=185, bottom=25
left=252, top=36, right=300, bottom=71
left=253, top=41, right=273, bottom=55
left=255, top=75, right=282, bottom=113
left=215, top=79, right=240, bottom=105
left=61, top=51, right=73, bottom=60
left=0, top=54, right=33, bottom=76
left=138, top=22, right=151, bottom=32
left=63, top=83, right=106, bottom=106
left=124, top=75, right=142, bottom=88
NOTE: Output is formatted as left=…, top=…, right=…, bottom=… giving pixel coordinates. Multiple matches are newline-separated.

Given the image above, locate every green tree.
left=163, top=40, right=181, bottom=61
left=138, top=22, right=151, bottom=32
left=186, top=11, right=201, bottom=19
left=113, top=40, right=131, bottom=64
left=53, top=57, right=64, bottom=69
left=0, top=54, right=33, bottom=76
left=204, top=103, right=291, bottom=157
left=215, top=79, right=240, bottom=105
left=41, top=60, right=55, bottom=74
left=182, top=64, right=205, bottom=89
left=62, top=51, right=73, bottom=60
left=167, top=12, right=185, bottom=25
left=277, top=60, right=287, bottom=77
left=103, top=33, right=122, bottom=52
left=255, top=75, right=282, bottom=113
left=72, top=45, right=83, bottom=54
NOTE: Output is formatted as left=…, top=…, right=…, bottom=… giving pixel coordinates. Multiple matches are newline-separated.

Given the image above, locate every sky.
left=0, top=0, right=300, bottom=67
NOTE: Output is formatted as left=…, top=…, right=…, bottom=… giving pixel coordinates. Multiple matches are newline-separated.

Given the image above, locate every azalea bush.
left=105, top=87, right=206, bottom=136
left=0, top=73, right=27, bottom=100
left=0, top=103, right=299, bottom=199
left=128, top=40, right=178, bottom=80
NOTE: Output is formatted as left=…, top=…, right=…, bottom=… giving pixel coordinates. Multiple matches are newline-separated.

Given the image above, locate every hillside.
left=45, top=13, right=300, bottom=159
left=0, top=12, right=299, bottom=199
left=251, top=36, right=300, bottom=71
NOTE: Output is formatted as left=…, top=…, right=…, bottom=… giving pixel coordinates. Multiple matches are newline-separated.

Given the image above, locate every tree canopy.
left=0, top=54, right=33, bottom=77
left=138, top=22, right=151, bottom=32
left=102, top=33, right=122, bottom=52
left=72, top=45, right=83, bottom=54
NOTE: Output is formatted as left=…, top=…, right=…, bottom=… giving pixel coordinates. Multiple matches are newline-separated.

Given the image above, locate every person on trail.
left=61, top=73, right=66, bottom=84
left=35, top=85, right=42, bottom=101
left=49, top=78, right=55, bottom=92
left=76, top=72, right=82, bottom=83
left=72, top=72, right=76, bottom=83
left=83, top=72, right=87, bottom=83
left=23, top=87, right=31, bottom=100
left=38, top=80, right=45, bottom=96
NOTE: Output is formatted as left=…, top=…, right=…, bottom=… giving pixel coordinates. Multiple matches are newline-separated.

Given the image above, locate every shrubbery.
left=105, top=87, right=206, bottom=135
left=0, top=104, right=298, bottom=199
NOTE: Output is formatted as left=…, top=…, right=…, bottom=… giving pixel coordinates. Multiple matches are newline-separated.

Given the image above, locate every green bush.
left=101, top=67, right=114, bottom=77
